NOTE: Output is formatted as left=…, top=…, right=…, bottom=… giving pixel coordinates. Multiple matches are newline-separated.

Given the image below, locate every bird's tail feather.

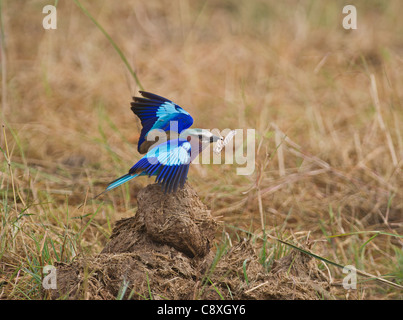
left=93, top=173, right=138, bottom=199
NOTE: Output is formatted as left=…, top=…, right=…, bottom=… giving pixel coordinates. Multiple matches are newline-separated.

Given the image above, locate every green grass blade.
left=73, top=0, right=144, bottom=90
left=327, top=231, right=403, bottom=239
left=242, top=259, right=249, bottom=285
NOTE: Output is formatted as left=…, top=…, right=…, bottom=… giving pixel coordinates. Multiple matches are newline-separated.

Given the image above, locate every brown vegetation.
left=0, top=1, right=402, bottom=300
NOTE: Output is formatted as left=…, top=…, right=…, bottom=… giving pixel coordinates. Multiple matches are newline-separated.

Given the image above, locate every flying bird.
left=95, top=91, right=222, bottom=197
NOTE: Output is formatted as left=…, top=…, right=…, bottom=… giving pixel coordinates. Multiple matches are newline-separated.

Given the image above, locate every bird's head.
left=180, top=128, right=222, bottom=144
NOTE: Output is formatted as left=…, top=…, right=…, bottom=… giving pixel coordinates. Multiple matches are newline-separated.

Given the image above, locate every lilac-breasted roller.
left=96, top=91, right=222, bottom=197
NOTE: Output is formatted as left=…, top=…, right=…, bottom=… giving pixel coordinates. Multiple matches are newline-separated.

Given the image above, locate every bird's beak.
left=210, top=135, right=223, bottom=143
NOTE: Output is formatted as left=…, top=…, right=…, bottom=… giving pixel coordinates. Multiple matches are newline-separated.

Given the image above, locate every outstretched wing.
left=131, top=91, right=194, bottom=154
left=128, top=139, right=191, bottom=193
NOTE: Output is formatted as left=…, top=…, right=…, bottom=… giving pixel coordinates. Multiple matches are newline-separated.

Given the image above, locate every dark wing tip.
left=139, top=91, right=171, bottom=103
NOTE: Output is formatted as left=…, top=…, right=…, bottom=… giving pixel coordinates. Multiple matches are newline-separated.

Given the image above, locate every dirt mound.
left=52, top=184, right=333, bottom=300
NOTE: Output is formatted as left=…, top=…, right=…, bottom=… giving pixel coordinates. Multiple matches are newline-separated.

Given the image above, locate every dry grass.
left=0, top=0, right=402, bottom=299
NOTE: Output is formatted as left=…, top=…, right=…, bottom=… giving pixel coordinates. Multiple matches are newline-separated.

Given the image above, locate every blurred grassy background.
left=0, top=0, right=402, bottom=299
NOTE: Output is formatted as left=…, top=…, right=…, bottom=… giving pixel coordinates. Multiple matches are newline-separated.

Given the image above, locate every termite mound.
left=51, top=184, right=334, bottom=300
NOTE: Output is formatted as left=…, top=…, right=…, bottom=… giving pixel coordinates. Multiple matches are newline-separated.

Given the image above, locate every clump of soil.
left=52, top=183, right=333, bottom=300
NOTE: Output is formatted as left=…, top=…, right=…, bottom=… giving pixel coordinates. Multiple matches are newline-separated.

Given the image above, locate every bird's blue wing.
left=131, top=91, right=194, bottom=154
left=128, top=139, right=191, bottom=193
